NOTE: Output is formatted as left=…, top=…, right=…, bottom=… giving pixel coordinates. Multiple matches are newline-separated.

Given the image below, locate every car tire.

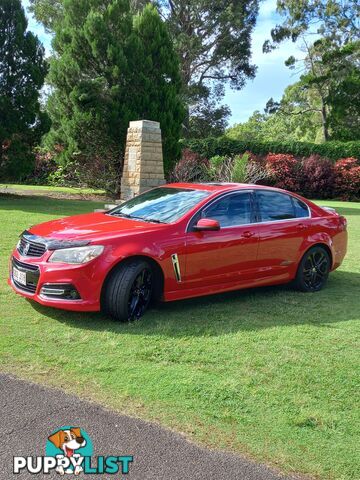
left=103, top=260, right=153, bottom=321
left=294, top=246, right=331, bottom=292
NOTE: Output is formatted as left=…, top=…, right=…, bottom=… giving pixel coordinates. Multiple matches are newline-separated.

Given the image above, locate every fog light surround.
left=40, top=283, right=81, bottom=300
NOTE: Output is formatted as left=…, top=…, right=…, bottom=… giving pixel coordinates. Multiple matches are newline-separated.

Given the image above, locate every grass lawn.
left=0, top=183, right=106, bottom=196
left=0, top=194, right=359, bottom=479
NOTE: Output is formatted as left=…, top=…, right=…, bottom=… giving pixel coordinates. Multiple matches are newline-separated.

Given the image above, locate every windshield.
left=109, top=187, right=210, bottom=224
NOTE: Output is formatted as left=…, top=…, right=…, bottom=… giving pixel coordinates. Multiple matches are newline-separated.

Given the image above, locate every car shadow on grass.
left=29, top=269, right=360, bottom=337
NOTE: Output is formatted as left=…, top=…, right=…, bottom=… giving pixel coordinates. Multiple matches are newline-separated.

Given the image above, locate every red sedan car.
left=9, top=183, right=347, bottom=321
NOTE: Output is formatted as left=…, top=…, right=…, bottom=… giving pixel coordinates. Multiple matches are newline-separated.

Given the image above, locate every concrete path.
left=0, top=374, right=294, bottom=479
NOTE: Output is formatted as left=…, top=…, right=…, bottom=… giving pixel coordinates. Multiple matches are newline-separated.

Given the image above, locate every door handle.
left=242, top=231, right=254, bottom=238
left=297, top=223, right=307, bottom=230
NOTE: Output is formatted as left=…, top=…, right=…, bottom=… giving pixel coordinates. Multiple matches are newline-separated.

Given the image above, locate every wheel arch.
left=301, top=242, right=334, bottom=269
left=100, top=255, right=165, bottom=307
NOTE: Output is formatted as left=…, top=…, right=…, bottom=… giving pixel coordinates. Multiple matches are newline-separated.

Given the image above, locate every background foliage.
left=0, top=0, right=48, bottom=181
left=182, top=137, right=360, bottom=162
left=45, top=1, right=184, bottom=193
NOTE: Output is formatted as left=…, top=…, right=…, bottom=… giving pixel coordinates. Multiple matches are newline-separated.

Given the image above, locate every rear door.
left=254, top=190, right=311, bottom=281
left=183, top=191, right=260, bottom=288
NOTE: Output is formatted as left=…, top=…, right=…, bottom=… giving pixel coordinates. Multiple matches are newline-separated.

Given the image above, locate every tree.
left=45, top=0, right=184, bottom=192
left=28, top=0, right=63, bottom=32
left=267, top=40, right=333, bottom=141
left=29, top=0, right=259, bottom=138
left=277, top=38, right=360, bottom=141
left=263, top=0, right=360, bottom=142
left=187, top=84, right=231, bottom=138
left=0, top=0, right=48, bottom=180
left=156, top=0, right=259, bottom=136
left=129, top=4, right=185, bottom=165
left=28, top=0, right=146, bottom=30
left=227, top=81, right=324, bottom=143
left=263, top=0, right=359, bottom=52
left=325, top=41, right=360, bottom=140
left=227, top=111, right=268, bottom=142
left=265, top=81, right=324, bottom=142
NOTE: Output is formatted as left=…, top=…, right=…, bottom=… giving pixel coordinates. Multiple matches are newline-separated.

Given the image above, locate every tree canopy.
left=30, top=0, right=259, bottom=138
left=263, top=0, right=359, bottom=52
left=45, top=0, right=184, bottom=192
left=261, top=0, right=360, bottom=143
left=153, top=0, right=259, bottom=137
left=0, top=0, right=48, bottom=180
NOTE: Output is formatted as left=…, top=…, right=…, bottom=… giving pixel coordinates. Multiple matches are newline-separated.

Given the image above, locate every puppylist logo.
left=13, top=426, right=133, bottom=476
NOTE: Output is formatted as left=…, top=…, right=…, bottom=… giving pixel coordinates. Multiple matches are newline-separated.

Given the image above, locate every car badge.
left=23, top=242, right=30, bottom=255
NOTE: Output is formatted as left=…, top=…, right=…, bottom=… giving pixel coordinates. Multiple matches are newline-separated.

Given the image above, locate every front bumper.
left=8, top=250, right=103, bottom=312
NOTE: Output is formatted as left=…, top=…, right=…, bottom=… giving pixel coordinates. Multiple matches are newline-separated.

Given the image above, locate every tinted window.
left=109, top=187, right=210, bottom=224
left=202, top=192, right=253, bottom=227
left=257, top=191, right=295, bottom=221
left=293, top=198, right=310, bottom=218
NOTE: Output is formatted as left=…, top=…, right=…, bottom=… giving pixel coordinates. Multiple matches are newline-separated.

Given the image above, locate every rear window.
left=256, top=191, right=310, bottom=221
left=293, top=197, right=310, bottom=218
left=257, top=191, right=295, bottom=221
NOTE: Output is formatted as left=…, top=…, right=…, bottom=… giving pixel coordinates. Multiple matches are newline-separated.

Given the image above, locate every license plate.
left=13, top=267, right=27, bottom=286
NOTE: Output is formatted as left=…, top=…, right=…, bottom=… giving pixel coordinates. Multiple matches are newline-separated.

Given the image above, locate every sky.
left=226, top=0, right=303, bottom=124
left=21, top=0, right=303, bottom=126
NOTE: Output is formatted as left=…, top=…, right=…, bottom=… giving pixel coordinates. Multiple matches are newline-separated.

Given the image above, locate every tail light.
left=339, top=216, right=347, bottom=231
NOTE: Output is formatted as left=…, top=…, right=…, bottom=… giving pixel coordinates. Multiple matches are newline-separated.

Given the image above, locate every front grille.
left=12, top=257, right=39, bottom=271
left=17, top=237, right=46, bottom=257
left=12, top=257, right=40, bottom=294
left=13, top=279, right=37, bottom=294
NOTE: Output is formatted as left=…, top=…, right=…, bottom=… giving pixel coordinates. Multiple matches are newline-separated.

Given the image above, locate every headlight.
left=48, top=245, right=104, bottom=264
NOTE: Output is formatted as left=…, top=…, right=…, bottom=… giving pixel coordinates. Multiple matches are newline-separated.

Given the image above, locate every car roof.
left=164, top=182, right=284, bottom=193
left=163, top=182, right=328, bottom=218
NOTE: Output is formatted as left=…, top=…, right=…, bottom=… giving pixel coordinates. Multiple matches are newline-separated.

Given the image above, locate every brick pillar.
left=120, top=120, right=165, bottom=201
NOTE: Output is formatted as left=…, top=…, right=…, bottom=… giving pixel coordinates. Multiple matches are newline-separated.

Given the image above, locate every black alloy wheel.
left=103, top=260, right=154, bottom=322
left=127, top=268, right=152, bottom=320
left=295, top=246, right=331, bottom=292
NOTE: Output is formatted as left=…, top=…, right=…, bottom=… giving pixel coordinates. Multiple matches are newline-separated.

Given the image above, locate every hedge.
left=181, top=137, right=360, bottom=162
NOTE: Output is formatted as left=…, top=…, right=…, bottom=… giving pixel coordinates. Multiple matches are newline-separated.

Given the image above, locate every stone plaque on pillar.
left=121, top=120, right=166, bottom=201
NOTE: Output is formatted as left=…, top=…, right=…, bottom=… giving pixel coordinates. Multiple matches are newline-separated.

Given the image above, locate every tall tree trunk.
left=182, top=104, right=190, bottom=137
left=321, top=100, right=329, bottom=141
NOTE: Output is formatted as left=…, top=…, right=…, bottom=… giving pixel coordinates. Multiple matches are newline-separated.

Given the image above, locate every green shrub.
left=205, top=153, right=268, bottom=184
left=181, top=137, right=360, bottom=162
left=209, top=155, right=226, bottom=170
left=232, top=154, right=249, bottom=183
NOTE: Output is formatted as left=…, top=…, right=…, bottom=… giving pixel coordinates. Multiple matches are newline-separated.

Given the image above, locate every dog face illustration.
left=48, top=428, right=86, bottom=458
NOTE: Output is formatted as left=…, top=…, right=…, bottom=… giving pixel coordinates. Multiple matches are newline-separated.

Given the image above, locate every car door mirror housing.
left=194, top=218, right=220, bottom=231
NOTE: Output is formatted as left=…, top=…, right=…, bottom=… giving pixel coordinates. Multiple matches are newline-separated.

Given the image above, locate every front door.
left=183, top=191, right=260, bottom=289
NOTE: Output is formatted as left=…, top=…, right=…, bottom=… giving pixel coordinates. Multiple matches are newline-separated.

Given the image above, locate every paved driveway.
left=0, top=374, right=294, bottom=479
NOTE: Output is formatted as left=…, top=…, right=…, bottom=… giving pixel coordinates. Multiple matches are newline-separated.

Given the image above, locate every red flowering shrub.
left=172, top=149, right=360, bottom=199
left=170, top=149, right=209, bottom=183
left=245, top=151, right=266, bottom=168
left=265, top=153, right=301, bottom=192
left=301, top=155, right=335, bottom=199
left=334, top=158, right=360, bottom=199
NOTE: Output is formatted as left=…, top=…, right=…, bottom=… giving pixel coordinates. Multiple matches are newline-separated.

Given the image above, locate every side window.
left=257, top=191, right=295, bottom=221
left=293, top=197, right=310, bottom=218
left=202, top=192, right=253, bottom=227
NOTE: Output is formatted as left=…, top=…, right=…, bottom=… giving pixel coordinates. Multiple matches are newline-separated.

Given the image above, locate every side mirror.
left=194, top=218, right=220, bottom=231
